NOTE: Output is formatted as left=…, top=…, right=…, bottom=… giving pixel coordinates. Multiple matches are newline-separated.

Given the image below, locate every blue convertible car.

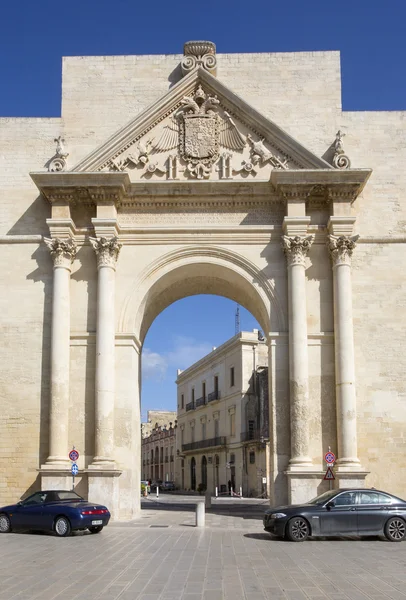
left=0, top=490, right=110, bottom=537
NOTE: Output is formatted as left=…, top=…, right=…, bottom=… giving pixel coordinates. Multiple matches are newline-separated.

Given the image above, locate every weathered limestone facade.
left=1, top=42, right=405, bottom=519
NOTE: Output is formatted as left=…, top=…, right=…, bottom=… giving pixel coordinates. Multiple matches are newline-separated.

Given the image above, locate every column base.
left=287, top=458, right=314, bottom=469
left=87, top=467, right=122, bottom=520
left=285, top=469, right=326, bottom=504
left=333, top=465, right=369, bottom=489
left=38, top=466, right=73, bottom=492
left=90, top=457, right=117, bottom=468
left=42, top=457, right=71, bottom=468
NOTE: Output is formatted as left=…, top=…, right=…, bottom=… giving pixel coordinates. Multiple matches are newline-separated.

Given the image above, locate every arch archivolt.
left=118, top=244, right=286, bottom=341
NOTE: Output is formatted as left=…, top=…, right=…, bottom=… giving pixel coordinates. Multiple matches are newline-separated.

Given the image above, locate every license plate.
left=91, top=520, right=103, bottom=525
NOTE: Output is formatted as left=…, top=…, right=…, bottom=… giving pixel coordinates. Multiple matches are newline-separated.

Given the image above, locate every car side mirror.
left=326, top=501, right=335, bottom=510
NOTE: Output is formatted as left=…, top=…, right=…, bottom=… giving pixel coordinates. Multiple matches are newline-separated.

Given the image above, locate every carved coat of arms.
left=152, top=85, right=246, bottom=178
left=106, top=84, right=292, bottom=178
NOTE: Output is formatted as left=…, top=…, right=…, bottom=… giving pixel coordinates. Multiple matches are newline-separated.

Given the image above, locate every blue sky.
left=1, top=0, right=404, bottom=417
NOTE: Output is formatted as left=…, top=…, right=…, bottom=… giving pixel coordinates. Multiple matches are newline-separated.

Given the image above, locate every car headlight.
left=270, top=512, right=287, bottom=519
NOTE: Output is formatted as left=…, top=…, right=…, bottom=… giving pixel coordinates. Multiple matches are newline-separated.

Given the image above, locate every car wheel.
left=0, top=513, right=11, bottom=533
left=54, top=516, right=71, bottom=537
left=384, top=517, right=406, bottom=542
left=88, top=526, right=103, bottom=534
left=286, top=517, right=310, bottom=542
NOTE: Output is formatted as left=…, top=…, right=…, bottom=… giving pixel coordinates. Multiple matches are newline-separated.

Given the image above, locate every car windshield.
left=306, top=490, right=339, bottom=505
left=55, top=491, right=84, bottom=501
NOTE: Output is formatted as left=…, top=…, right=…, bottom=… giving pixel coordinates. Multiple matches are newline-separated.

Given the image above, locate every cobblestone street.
left=0, top=498, right=406, bottom=600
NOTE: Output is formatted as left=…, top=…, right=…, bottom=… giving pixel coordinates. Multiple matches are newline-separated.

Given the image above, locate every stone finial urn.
left=181, top=40, right=217, bottom=77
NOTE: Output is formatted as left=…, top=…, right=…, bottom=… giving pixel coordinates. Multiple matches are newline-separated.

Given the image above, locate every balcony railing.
left=182, top=436, right=226, bottom=452
left=208, top=390, right=221, bottom=403
left=186, top=401, right=195, bottom=412
left=241, top=430, right=260, bottom=442
left=195, top=396, right=206, bottom=408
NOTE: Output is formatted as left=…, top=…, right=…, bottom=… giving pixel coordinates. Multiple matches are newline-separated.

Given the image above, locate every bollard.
left=239, top=486, right=243, bottom=498
left=156, top=486, right=159, bottom=498
left=195, top=502, right=205, bottom=527
left=205, top=490, right=212, bottom=508
left=215, top=486, right=218, bottom=498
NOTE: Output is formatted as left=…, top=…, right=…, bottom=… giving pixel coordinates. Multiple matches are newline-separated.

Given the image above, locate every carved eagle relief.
left=107, top=85, right=292, bottom=178
left=152, top=86, right=246, bottom=167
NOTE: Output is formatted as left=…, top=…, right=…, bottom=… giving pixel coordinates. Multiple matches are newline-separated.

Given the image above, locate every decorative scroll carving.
left=333, top=130, right=351, bottom=169
left=48, top=137, right=69, bottom=172
left=111, top=140, right=152, bottom=172
left=44, top=237, right=77, bottom=268
left=233, top=160, right=257, bottom=176
left=181, top=41, right=217, bottom=77
left=282, top=235, right=314, bottom=267
left=327, top=235, right=359, bottom=266
left=89, top=236, right=122, bottom=269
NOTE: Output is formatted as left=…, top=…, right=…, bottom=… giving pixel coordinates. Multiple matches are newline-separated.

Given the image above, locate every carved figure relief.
left=101, top=84, right=297, bottom=181
left=48, top=136, right=69, bottom=172
left=333, top=130, right=351, bottom=169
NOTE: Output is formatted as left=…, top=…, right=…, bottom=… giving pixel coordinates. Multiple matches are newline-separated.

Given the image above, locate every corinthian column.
left=282, top=235, right=314, bottom=468
left=44, top=237, right=77, bottom=465
left=328, top=235, right=360, bottom=467
left=90, top=236, right=122, bottom=465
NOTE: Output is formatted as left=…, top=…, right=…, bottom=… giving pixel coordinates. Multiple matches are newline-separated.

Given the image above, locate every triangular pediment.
left=72, top=67, right=332, bottom=181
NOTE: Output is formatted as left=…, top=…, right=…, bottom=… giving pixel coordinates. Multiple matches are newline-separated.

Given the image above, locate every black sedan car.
left=0, top=490, right=110, bottom=537
left=264, top=488, right=406, bottom=542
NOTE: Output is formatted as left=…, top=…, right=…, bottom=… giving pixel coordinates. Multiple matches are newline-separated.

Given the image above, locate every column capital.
left=90, top=236, right=122, bottom=270
left=327, top=234, right=359, bottom=267
left=282, top=234, right=314, bottom=267
left=44, top=237, right=77, bottom=269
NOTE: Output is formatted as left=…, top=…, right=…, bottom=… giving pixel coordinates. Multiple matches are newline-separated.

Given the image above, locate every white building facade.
left=176, top=331, right=270, bottom=497
left=0, top=41, right=405, bottom=519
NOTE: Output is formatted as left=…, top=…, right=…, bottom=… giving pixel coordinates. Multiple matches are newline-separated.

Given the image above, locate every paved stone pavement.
left=1, top=496, right=406, bottom=600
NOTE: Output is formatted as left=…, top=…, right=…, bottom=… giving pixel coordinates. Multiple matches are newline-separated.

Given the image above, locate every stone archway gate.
left=30, top=42, right=370, bottom=520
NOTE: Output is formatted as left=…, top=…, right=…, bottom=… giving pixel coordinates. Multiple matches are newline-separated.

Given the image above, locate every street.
left=0, top=497, right=405, bottom=600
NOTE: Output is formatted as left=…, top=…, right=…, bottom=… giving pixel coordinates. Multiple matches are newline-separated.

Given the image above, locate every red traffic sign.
left=324, top=466, right=335, bottom=481
left=324, top=451, right=336, bottom=464
left=69, top=449, right=79, bottom=462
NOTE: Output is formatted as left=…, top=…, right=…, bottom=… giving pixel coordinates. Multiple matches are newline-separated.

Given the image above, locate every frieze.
left=118, top=205, right=284, bottom=226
